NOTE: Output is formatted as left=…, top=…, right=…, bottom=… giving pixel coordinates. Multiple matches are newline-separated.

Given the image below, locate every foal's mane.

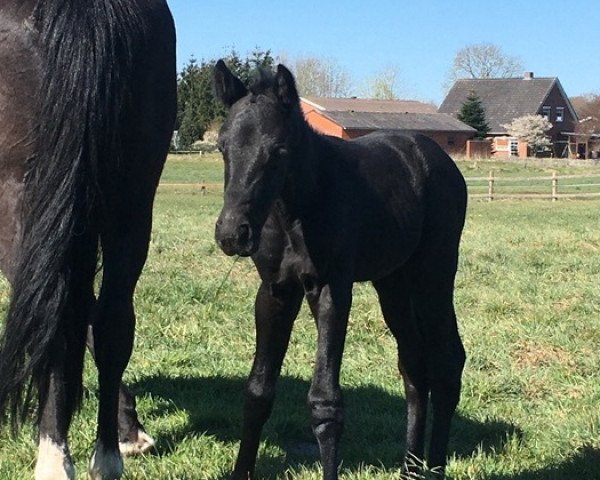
left=248, top=67, right=276, bottom=96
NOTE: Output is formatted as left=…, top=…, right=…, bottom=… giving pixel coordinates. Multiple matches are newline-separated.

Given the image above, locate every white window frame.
left=542, top=105, right=551, bottom=120
left=555, top=107, right=564, bottom=122
left=509, top=138, right=519, bottom=156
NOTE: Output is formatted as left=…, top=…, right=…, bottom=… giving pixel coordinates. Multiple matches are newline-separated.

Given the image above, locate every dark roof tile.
left=322, top=111, right=476, bottom=132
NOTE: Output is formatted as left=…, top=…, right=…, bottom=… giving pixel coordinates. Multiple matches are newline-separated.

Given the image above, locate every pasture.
left=0, top=154, right=599, bottom=479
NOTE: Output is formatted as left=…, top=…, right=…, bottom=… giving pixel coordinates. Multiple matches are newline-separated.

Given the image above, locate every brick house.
left=301, top=97, right=476, bottom=155
left=438, top=72, right=578, bottom=158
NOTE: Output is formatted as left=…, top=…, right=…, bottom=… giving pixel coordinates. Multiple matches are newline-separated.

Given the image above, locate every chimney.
left=523, top=71, right=534, bottom=80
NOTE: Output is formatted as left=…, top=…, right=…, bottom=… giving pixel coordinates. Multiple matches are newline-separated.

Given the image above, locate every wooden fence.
left=465, top=172, right=600, bottom=201
left=158, top=174, right=600, bottom=201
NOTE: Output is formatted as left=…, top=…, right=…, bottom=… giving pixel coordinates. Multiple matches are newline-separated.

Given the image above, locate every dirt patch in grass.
left=513, top=340, right=575, bottom=370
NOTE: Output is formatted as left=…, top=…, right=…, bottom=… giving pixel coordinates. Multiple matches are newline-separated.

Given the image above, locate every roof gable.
left=438, top=77, right=569, bottom=133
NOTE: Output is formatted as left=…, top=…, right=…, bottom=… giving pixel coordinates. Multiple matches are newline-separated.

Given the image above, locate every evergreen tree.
left=457, top=91, right=490, bottom=139
left=176, top=49, right=275, bottom=150
left=177, top=57, right=219, bottom=149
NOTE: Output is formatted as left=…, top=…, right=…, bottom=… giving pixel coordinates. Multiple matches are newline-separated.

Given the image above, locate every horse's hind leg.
left=373, top=270, right=430, bottom=474
left=85, top=326, right=155, bottom=455
left=35, top=228, right=98, bottom=480
left=88, top=195, right=156, bottom=480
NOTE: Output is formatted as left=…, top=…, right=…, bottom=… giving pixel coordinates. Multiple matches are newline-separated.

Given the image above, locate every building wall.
left=537, top=84, right=577, bottom=142
left=426, top=132, right=473, bottom=155
left=301, top=103, right=345, bottom=137
left=492, top=137, right=528, bottom=158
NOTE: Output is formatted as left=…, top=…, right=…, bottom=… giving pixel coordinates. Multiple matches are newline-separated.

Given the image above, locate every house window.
left=556, top=107, right=564, bottom=122
left=510, top=138, right=519, bottom=156
left=542, top=106, right=551, bottom=120
left=447, top=136, right=455, bottom=146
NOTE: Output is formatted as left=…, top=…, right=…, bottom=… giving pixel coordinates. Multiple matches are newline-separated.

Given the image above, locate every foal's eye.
left=271, top=144, right=288, bottom=158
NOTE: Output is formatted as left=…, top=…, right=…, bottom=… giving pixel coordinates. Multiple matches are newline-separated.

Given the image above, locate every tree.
left=448, top=43, right=523, bottom=83
left=285, top=55, right=352, bottom=97
left=570, top=93, right=600, bottom=134
left=176, top=49, right=275, bottom=149
left=364, top=66, right=403, bottom=100
left=502, top=114, right=553, bottom=154
left=176, top=57, right=218, bottom=149
left=457, top=91, right=490, bottom=138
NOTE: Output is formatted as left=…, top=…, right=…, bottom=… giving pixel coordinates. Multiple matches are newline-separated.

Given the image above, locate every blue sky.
left=167, top=0, right=600, bottom=105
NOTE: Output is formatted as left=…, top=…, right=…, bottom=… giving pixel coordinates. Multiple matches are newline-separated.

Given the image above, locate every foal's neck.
left=282, top=116, right=324, bottom=219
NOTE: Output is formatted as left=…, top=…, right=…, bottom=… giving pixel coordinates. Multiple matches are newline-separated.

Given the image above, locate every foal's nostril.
left=237, top=223, right=251, bottom=246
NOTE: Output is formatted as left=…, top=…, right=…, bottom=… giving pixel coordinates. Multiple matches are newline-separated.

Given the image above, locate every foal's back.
left=316, top=131, right=466, bottom=281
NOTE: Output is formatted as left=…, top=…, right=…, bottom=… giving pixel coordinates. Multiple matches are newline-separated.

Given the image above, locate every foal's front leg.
left=305, top=281, right=352, bottom=480
left=232, top=280, right=304, bottom=480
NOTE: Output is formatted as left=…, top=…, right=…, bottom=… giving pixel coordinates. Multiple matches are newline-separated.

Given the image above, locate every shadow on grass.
left=130, top=374, right=524, bottom=477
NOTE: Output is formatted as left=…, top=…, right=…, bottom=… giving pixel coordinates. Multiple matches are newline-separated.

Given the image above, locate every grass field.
left=0, top=155, right=598, bottom=479
left=160, top=153, right=600, bottom=198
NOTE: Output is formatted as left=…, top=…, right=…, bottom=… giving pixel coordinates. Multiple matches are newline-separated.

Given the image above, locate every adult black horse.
left=214, top=60, right=467, bottom=480
left=0, top=1, right=176, bottom=479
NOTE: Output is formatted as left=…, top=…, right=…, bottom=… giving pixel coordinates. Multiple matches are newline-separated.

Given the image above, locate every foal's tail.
left=0, top=1, right=144, bottom=431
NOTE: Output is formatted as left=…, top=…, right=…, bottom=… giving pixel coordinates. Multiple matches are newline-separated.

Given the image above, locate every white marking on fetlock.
left=34, top=436, right=75, bottom=480
left=119, top=430, right=155, bottom=456
left=89, top=441, right=124, bottom=480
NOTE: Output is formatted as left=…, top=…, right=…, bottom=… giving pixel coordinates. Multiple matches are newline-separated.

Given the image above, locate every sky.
left=166, top=0, right=600, bottom=105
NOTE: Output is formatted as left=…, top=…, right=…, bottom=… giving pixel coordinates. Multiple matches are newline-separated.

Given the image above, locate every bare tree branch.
left=449, top=43, right=523, bottom=82
left=281, top=55, right=353, bottom=98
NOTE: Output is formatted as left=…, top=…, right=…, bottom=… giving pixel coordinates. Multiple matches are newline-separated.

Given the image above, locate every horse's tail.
left=0, top=1, right=144, bottom=431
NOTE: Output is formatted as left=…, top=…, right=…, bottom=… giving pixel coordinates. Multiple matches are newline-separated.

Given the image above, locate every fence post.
left=488, top=170, right=495, bottom=202
left=552, top=172, right=558, bottom=202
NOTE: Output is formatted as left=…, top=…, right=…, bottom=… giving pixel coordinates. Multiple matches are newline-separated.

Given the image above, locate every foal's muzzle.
left=215, top=213, right=258, bottom=257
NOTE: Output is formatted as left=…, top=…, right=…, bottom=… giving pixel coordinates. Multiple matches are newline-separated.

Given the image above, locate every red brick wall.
left=491, top=137, right=528, bottom=157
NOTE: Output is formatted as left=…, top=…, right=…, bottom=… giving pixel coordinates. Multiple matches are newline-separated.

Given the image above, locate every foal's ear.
left=214, top=59, right=247, bottom=107
left=274, top=64, right=299, bottom=109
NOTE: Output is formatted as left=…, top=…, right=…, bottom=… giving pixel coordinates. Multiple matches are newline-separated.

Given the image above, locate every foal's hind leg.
left=407, top=251, right=466, bottom=474
left=232, top=280, right=304, bottom=480
left=86, top=326, right=155, bottom=456
left=373, top=270, right=430, bottom=474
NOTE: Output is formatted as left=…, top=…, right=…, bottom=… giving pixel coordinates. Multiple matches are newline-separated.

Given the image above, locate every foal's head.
left=213, top=60, right=301, bottom=256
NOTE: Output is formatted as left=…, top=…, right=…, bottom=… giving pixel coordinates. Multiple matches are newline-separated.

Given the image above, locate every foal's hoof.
left=118, top=429, right=156, bottom=456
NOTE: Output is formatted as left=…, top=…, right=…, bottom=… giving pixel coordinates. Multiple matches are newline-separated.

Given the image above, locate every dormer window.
left=556, top=107, right=564, bottom=122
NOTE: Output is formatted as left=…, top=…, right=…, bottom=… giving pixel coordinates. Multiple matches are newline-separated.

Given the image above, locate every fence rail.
left=465, top=172, right=600, bottom=201
left=158, top=174, right=600, bottom=201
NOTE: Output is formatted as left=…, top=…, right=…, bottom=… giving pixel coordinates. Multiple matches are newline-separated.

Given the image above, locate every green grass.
left=160, top=153, right=224, bottom=184
left=0, top=158, right=599, bottom=479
